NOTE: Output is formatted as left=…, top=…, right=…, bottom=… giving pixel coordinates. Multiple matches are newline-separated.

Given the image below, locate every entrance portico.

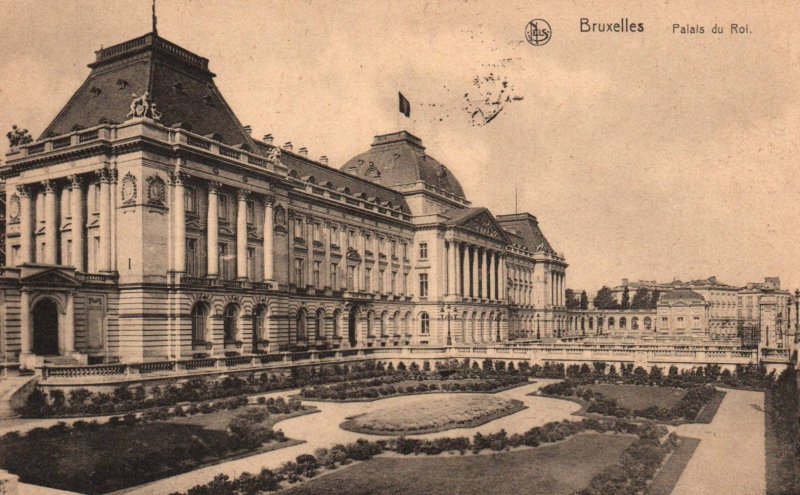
left=17, top=266, right=81, bottom=368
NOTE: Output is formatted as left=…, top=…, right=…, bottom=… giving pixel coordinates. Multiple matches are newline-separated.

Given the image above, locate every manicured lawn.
left=282, top=433, right=635, bottom=495
left=586, top=383, right=686, bottom=410
left=647, top=436, right=701, bottom=495
left=341, top=394, right=524, bottom=434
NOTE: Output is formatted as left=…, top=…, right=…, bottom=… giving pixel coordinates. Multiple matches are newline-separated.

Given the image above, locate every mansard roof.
left=496, top=212, right=555, bottom=253
left=341, top=131, right=467, bottom=200
left=659, top=289, right=705, bottom=302
left=40, top=33, right=255, bottom=149
left=252, top=141, right=411, bottom=214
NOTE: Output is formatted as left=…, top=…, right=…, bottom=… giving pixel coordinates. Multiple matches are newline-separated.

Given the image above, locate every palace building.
left=0, top=31, right=568, bottom=368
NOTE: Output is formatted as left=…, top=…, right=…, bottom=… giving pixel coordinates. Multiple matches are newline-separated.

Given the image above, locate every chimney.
left=298, top=147, right=308, bottom=157
left=262, top=134, right=274, bottom=144
left=243, top=125, right=252, bottom=135
left=283, top=141, right=293, bottom=151
left=319, top=155, right=329, bottom=165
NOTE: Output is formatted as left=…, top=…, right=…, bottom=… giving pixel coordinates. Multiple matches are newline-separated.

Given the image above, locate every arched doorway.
left=33, top=298, right=59, bottom=356
left=348, top=307, right=358, bottom=347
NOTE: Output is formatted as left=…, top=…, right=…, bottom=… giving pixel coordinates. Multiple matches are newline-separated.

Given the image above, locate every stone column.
left=20, top=290, right=30, bottom=354
left=499, top=255, right=506, bottom=300
left=69, top=176, right=84, bottom=271
left=447, top=240, right=457, bottom=296
left=207, top=182, right=220, bottom=278
left=64, top=292, right=75, bottom=353
left=306, top=218, right=314, bottom=287
left=236, top=189, right=249, bottom=280
left=16, top=185, right=32, bottom=265
left=460, top=243, right=468, bottom=297
left=483, top=250, right=490, bottom=300
left=358, top=230, right=367, bottom=292
left=323, top=222, right=332, bottom=288
left=110, top=169, right=118, bottom=271
left=262, top=196, right=274, bottom=281
left=494, top=254, right=500, bottom=300
left=472, top=246, right=480, bottom=298
left=42, top=180, right=58, bottom=265
left=172, top=172, right=186, bottom=273
left=340, top=226, right=348, bottom=290
left=97, top=168, right=112, bottom=272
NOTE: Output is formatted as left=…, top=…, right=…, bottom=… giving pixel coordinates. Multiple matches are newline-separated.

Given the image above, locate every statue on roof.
left=266, top=147, right=281, bottom=164
left=6, top=125, right=32, bottom=148
left=126, top=92, right=162, bottom=121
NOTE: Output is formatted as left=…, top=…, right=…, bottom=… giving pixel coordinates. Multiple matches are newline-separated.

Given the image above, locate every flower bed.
left=539, top=380, right=721, bottom=423
left=340, top=395, right=526, bottom=435
left=0, top=400, right=313, bottom=494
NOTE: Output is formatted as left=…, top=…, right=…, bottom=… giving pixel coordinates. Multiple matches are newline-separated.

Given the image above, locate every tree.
left=631, top=288, right=651, bottom=309
left=579, top=291, right=589, bottom=310
left=620, top=287, right=630, bottom=310
left=650, top=290, right=661, bottom=309
left=594, top=286, right=618, bottom=309
left=565, top=289, right=580, bottom=309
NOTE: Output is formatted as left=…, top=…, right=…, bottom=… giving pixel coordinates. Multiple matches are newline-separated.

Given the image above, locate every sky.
left=1, top=0, right=798, bottom=294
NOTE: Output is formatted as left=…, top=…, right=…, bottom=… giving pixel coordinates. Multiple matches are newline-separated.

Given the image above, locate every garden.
left=0, top=397, right=312, bottom=494
left=340, top=394, right=526, bottom=435
left=168, top=418, right=684, bottom=495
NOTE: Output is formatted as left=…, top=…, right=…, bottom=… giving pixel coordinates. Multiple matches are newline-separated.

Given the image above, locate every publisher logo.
left=525, top=19, right=551, bottom=46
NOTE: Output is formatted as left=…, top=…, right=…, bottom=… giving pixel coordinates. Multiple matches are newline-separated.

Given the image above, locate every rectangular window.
left=92, top=184, right=100, bottom=214
left=330, top=263, right=338, bottom=288
left=186, top=238, right=197, bottom=276
left=391, top=241, right=397, bottom=257
left=246, top=200, right=255, bottom=224
left=403, top=273, right=408, bottom=295
left=419, top=273, right=428, bottom=297
left=379, top=269, right=385, bottom=293
left=218, top=195, right=228, bottom=220
left=419, top=242, right=428, bottom=260
left=313, top=261, right=321, bottom=287
left=347, top=266, right=355, bottom=291
left=64, top=239, right=72, bottom=267
left=365, top=267, right=372, bottom=292
left=184, top=187, right=196, bottom=213
left=294, top=258, right=304, bottom=285
left=402, top=242, right=408, bottom=260
left=219, top=243, right=234, bottom=280
left=391, top=271, right=397, bottom=294
left=314, top=223, right=321, bottom=242
left=247, top=247, right=256, bottom=280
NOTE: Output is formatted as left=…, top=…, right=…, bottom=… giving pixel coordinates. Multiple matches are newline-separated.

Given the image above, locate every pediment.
left=453, top=209, right=509, bottom=243
left=21, top=267, right=82, bottom=287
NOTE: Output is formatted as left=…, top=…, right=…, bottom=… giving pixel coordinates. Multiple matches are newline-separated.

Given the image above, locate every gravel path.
left=122, top=380, right=579, bottom=495
left=671, top=387, right=766, bottom=495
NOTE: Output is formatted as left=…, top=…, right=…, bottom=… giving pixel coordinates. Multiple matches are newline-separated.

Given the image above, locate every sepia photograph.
left=0, top=1, right=799, bottom=494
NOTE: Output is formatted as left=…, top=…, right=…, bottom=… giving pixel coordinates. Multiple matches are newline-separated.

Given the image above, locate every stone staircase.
left=0, top=375, right=37, bottom=420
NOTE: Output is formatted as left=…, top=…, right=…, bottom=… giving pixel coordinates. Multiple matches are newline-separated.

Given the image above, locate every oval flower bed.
left=340, top=394, right=526, bottom=435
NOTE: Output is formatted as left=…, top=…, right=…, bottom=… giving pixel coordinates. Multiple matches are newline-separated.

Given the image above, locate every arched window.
left=296, top=309, right=307, bottom=341
left=380, top=311, right=387, bottom=337
left=332, top=310, right=341, bottom=337
left=223, top=303, right=239, bottom=343
left=632, top=317, right=639, bottom=330
left=420, top=312, right=430, bottom=334
left=620, top=317, right=627, bottom=330
left=644, top=317, right=652, bottom=331
left=366, top=311, right=374, bottom=337
left=392, top=311, right=400, bottom=336
left=608, top=317, right=615, bottom=329
left=315, top=309, right=324, bottom=339
left=191, top=302, right=209, bottom=343
left=404, top=312, right=412, bottom=335
left=252, top=304, right=267, bottom=341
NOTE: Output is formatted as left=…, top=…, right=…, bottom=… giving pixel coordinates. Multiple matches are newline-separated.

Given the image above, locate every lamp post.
left=440, top=304, right=452, bottom=346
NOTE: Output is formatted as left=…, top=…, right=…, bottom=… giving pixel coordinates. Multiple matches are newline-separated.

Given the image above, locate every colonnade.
left=445, top=240, right=504, bottom=301
left=12, top=169, right=114, bottom=272
left=551, top=270, right=565, bottom=307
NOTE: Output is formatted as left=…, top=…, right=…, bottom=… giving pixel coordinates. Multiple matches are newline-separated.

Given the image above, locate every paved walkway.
left=672, top=388, right=766, bottom=495
left=123, top=380, right=579, bottom=495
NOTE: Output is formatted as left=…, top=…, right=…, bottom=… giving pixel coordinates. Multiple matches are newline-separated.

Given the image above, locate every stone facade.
left=0, top=32, right=567, bottom=368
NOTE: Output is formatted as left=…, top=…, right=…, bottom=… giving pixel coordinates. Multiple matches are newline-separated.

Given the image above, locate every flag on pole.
left=398, top=92, right=411, bottom=118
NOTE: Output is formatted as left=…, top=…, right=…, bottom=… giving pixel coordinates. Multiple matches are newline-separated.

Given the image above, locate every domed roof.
left=340, top=131, right=466, bottom=199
